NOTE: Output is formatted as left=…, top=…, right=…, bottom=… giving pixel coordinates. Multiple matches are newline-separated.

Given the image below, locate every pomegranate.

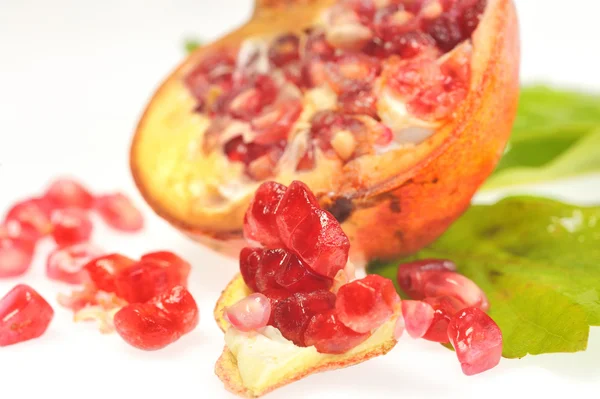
left=225, top=293, right=272, bottom=332
left=94, top=193, right=144, bottom=232
left=397, top=258, right=457, bottom=299
left=46, top=243, right=105, bottom=284
left=50, top=208, right=94, bottom=247
left=422, top=295, right=464, bottom=343
left=4, top=197, right=53, bottom=240
left=44, top=178, right=94, bottom=210
left=83, top=253, right=136, bottom=293
left=0, top=284, right=54, bottom=346
left=0, top=222, right=35, bottom=277
left=401, top=300, right=434, bottom=339
left=423, top=271, right=489, bottom=310
left=131, top=0, right=520, bottom=265
left=304, top=310, right=370, bottom=354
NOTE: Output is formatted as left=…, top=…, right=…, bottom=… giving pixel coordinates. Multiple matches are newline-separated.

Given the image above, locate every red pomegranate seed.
left=0, top=284, right=54, bottom=346
left=246, top=144, right=285, bottom=181
left=296, top=141, right=316, bottom=171
left=224, top=137, right=271, bottom=165
left=394, top=313, right=405, bottom=340
left=251, top=100, right=303, bottom=145
left=140, top=251, right=191, bottom=288
left=272, top=290, right=336, bottom=346
left=262, top=288, right=291, bottom=325
left=150, top=285, right=199, bottom=335
left=338, top=88, right=378, bottom=118
left=422, top=13, right=463, bottom=52
left=324, top=54, right=380, bottom=94
left=268, top=33, right=300, bottom=67
left=423, top=271, right=489, bottom=311
left=274, top=253, right=333, bottom=293
left=46, top=242, right=104, bottom=285
left=457, top=0, right=487, bottom=38
left=240, top=247, right=263, bottom=292
left=336, top=275, right=400, bottom=333
left=114, top=261, right=176, bottom=303
left=275, top=181, right=350, bottom=278
left=0, top=224, right=35, bottom=277
left=0, top=219, right=39, bottom=244
left=397, top=258, right=457, bottom=299
left=384, top=31, right=437, bottom=58
left=402, top=300, right=434, bottom=338
left=226, top=293, right=271, bottom=332
left=94, top=193, right=144, bottom=232
left=185, top=49, right=235, bottom=102
left=422, top=295, right=464, bottom=343
left=50, top=208, right=93, bottom=247
left=303, top=29, right=336, bottom=60
left=114, top=303, right=178, bottom=350
left=255, top=249, right=289, bottom=292
left=5, top=197, right=52, bottom=240
left=84, top=254, right=135, bottom=293
left=448, top=307, right=502, bottom=376
left=44, top=178, right=94, bottom=210
left=243, top=181, right=287, bottom=248
left=304, top=310, right=370, bottom=354
left=228, top=75, right=278, bottom=121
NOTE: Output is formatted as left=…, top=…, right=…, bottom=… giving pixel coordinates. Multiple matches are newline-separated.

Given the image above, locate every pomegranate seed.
left=336, top=275, right=400, bottom=333
left=243, top=181, right=287, bottom=248
left=423, top=13, right=462, bottom=52
left=246, top=144, right=285, bottom=181
left=397, top=258, right=457, bottom=299
left=338, top=88, right=378, bottom=118
left=115, top=261, right=176, bottom=303
left=457, top=0, right=487, bottom=38
left=94, top=193, right=144, bottom=232
left=275, top=181, right=350, bottom=278
left=251, top=100, right=303, bottom=145
left=185, top=50, right=235, bottom=102
left=373, top=4, right=420, bottom=41
left=304, top=310, right=370, bottom=354
left=140, top=251, right=191, bottom=288
left=50, top=208, right=93, bottom=247
left=240, top=247, right=263, bottom=291
left=296, top=141, right=316, bottom=171
left=224, top=137, right=271, bottom=165
left=394, top=313, right=405, bottom=340
left=324, top=54, right=380, bottom=94
left=84, top=254, right=135, bottom=293
left=262, top=288, right=291, bottom=325
left=0, top=284, right=54, bottom=346
left=448, top=307, right=502, bottom=376
left=226, top=293, right=271, bottom=332
left=303, top=29, right=336, bottom=60
left=422, top=295, right=464, bottom=342
left=268, top=34, right=300, bottom=67
left=275, top=253, right=333, bottom=293
left=384, top=31, right=437, bottom=58
left=255, top=249, right=289, bottom=292
left=5, top=197, right=52, bottom=240
left=402, top=300, right=434, bottom=338
left=46, top=243, right=104, bottom=285
left=0, top=219, right=39, bottom=244
left=114, top=304, right=178, bottom=350
left=0, top=226, right=34, bottom=277
left=44, top=178, right=94, bottom=209
left=272, top=290, right=336, bottom=346
left=150, top=285, right=199, bottom=335
left=423, top=271, right=489, bottom=310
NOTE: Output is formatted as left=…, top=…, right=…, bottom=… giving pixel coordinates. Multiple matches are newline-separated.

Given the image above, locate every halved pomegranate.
left=131, top=0, right=519, bottom=265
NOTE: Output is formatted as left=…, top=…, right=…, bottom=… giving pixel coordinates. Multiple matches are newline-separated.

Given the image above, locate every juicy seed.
left=243, top=181, right=287, bottom=248
left=0, top=233, right=34, bottom=278
left=423, top=271, right=489, bottom=311
left=0, top=284, right=54, bottom=346
left=94, top=193, right=144, bottom=232
left=255, top=248, right=290, bottom=292
left=394, top=313, right=405, bottom=340
left=336, top=275, right=400, bottom=333
left=240, top=247, right=264, bottom=292
left=402, top=300, right=434, bottom=338
left=44, top=178, right=94, bottom=209
left=274, top=253, right=333, bottom=293
left=397, top=258, right=457, bottom=299
left=268, top=33, right=301, bottom=67
left=303, top=310, right=370, bottom=354
left=423, top=14, right=463, bottom=52
left=50, top=208, right=93, bottom=247
left=150, top=286, right=199, bottom=335
left=114, top=304, right=178, bottom=350
left=447, top=307, right=502, bottom=376
left=5, top=198, right=53, bottom=240
left=226, top=293, right=272, bottom=332
left=140, top=251, right=192, bottom=288
left=422, top=295, right=464, bottom=343
left=46, top=243, right=105, bottom=285
left=83, top=254, right=136, bottom=293
left=262, top=288, right=291, bottom=325
left=114, top=261, right=181, bottom=303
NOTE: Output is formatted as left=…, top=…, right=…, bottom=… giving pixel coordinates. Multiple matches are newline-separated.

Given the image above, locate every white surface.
left=0, top=0, right=599, bottom=398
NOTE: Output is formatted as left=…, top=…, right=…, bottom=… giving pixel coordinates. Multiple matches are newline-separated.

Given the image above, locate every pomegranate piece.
left=84, top=254, right=136, bottom=293
left=44, top=178, right=94, bottom=209
left=394, top=313, right=405, bottom=340
left=227, top=75, right=279, bottom=121
left=457, top=0, right=487, bottom=38
left=338, top=88, right=378, bottom=118
left=0, top=225, right=35, bottom=277
left=150, top=285, right=199, bottom=335
left=303, top=29, right=336, bottom=60
left=324, top=54, right=380, bottom=94
left=423, top=13, right=463, bottom=52
left=50, top=208, right=93, bottom=247
left=402, top=300, right=434, bottom=338
left=251, top=100, right=303, bottom=145
left=185, top=49, right=235, bottom=105
left=255, top=248, right=289, bottom=292
left=140, top=251, right=191, bottom=287
left=304, top=310, right=370, bottom=354
left=226, top=293, right=271, bottom=332
left=46, top=242, right=104, bottom=285
left=5, top=197, right=52, bottom=240
left=275, top=181, right=350, bottom=278
left=373, top=4, right=420, bottom=42
left=448, top=307, right=502, bottom=376
left=0, top=284, right=54, bottom=346
left=114, top=262, right=174, bottom=303
left=422, top=295, right=464, bottom=343
left=262, top=288, right=291, bottom=325
left=336, top=275, right=400, bottom=333
left=240, top=247, right=263, bottom=291
left=274, top=253, right=333, bottom=293
left=272, top=290, right=336, bottom=346
left=94, top=193, right=144, bottom=232
left=423, top=271, right=489, bottom=311
left=268, top=33, right=300, bottom=67
left=243, top=181, right=287, bottom=248
left=397, top=258, right=457, bottom=299
left=114, top=303, right=178, bottom=350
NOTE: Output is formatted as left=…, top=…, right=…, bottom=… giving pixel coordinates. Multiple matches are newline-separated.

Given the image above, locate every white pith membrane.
left=182, top=0, right=484, bottom=214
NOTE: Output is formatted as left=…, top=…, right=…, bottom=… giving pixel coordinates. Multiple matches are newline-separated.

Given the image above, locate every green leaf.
left=368, top=196, right=600, bottom=358
left=483, top=86, right=600, bottom=190
left=184, top=38, right=203, bottom=54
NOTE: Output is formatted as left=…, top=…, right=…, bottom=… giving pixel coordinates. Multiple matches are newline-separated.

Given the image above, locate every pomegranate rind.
left=214, top=274, right=400, bottom=398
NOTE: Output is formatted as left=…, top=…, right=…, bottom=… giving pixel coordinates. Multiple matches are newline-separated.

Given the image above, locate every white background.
left=1, top=1, right=599, bottom=398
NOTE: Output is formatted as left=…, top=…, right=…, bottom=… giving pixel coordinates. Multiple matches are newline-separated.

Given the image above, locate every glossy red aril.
left=268, top=33, right=300, bottom=67
left=46, top=242, right=104, bottom=284
left=394, top=313, right=405, bottom=340
left=304, top=310, right=370, bottom=354
left=94, top=193, right=144, bottom=232
left=324, top=54, right=380, bottom=94
left=84, top=254, right=136, bottom=293
left=243, top=182, right=287, bottom=248
left=255, top=249, right=289, bottom=292
left=0, top=223, right=35, bottom=277
left=140, top=251, right=191, bottom=288
left=272, top=290, right=336, bottom=346
left=397, top=258, right=457, bottom=299
left=275, top=181, right=350, bottom=278
left=336, top=275, right=399, bottom=333
left=114, top=262, right=174, bottom=303
left=45, top=178, right=94, bottom=209
left=150, top=285, right=199, bottom=335
left=448, top=307, right=503, bottom=376
left=262, top=288, right=291, bottom=325
left=0, top=284, right=54, bottom=346
left=402, top=300, right=434, bottom=339
left=240, top=247, right=263, bottom=291
left=423, top=271, right=489, bottom=311
left=422, top=295, right=464, bottom=343
left=274, top=253, right=333, bottom=293
left=5, top=198, right=52, bottom=240
left=251, top=100, right=303, bottom=145
left=50, top=208, right=93, bottom=247
left=226, top=293, right=271, bottom=332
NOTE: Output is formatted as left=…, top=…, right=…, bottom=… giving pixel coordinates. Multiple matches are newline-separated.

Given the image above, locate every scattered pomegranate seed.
left=304, top=310, right=370, bottom=354
left=44, top=178, right=94, bottom=210
left=0, top=223, right=35, bottom=277
left=274, top=253, right=333, bottom=293
left=5, top=197, right=53, bottom=240
left=84, top=254, right=136, bottom=293
left=397, top=258, right=457, bottom=299
left=226, top=293, right=272, bottom=332
left=447, top=307, right=502, bottom=376
left=150, top=285, right=199, bottom=335
left=243, top=181, right=287, bottom=248
left=402, top=300, right=434, bottom=338
left=272, top=290, right=336, bottom=346
left=0, top=284, right=54, bottom=346
left=114, top=261, right=177, bottom=303
left=423, top=271, right=489, bottom=311
left=94, top=193, right=144, bottom=232
left=140, top=251, right=191, bottom=288
left=50, top=208, right=93, bottom=247
left=422, top=295, right=464, bottom=343
left=336, top=275, right=399, bottom=333
left=46, top=242, right=104, bottom=285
